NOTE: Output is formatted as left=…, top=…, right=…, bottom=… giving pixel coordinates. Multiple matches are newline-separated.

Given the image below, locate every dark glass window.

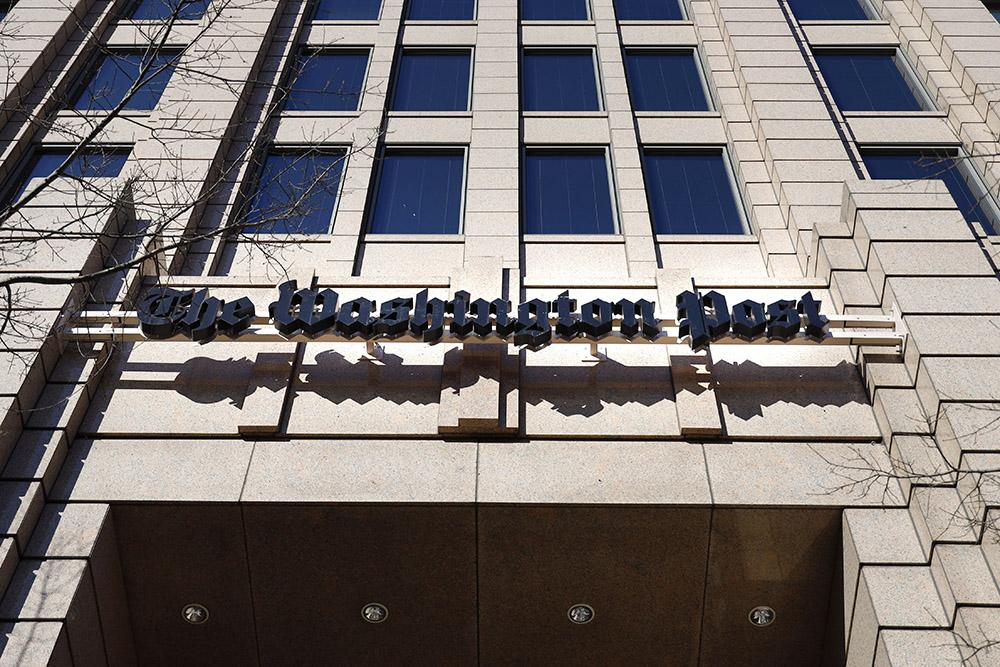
left=311, top=0, right=381, bottom=20
left=369, top=150, right=465, bottom=234
left=0, top=0, right=16, bottom=21
left=71, top=51, right=176, bottom=112
left=786, top=0, right=867, bottom=20
left=643, top=151, right=746, bottom=235
left=127, top=0, right=210, bottom=21
left=815, top=51, right=924, bottom=112
left=521, top=0, right=587, bottom=21
left=988, top=2, right=1000, bottom=21
left=9, top=149, right=130, bottom=204
left=284, top=51, right=368, bottom=112
left=244, top=150, right=345, bottom=234
left=524, top=150, right=616, bottom=234
left=523, top=51, right=600, bottom=111
left=613, top=0, right=682, bottom=21
left=408, top=0, right=473, bottom=20
left=391, top=51, right=471, bottom=111
left=624, top=51, right=708, bottom=111
left=864, top=151, right=999, bottom=235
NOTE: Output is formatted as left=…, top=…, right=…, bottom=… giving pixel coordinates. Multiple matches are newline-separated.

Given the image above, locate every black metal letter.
left=180, top=288, right=223, bottom=343
left=513, top=298, right=552, bottom=348
left=731, top=300, right=766, bottom=341
left=552, top=291, right=579, bottom=339
left=335, top=298, right=376, bottom=338
left=375, top=297, right=412, bottom=338
left=217, top=297, right=255, bottom=338
left=797, top=291, right=830, bottom=341
left=677, top=290, right=709, bottom=351
left=579, top=299, right=613, bottom=338
left=766, top=299, right=801, bottom=341
left=615, top=299, right=659, bottom=340
left=137, top=287, right=193, bottom=339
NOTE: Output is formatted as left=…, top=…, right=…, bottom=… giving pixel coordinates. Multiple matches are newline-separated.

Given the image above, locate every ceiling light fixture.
left=748, top=606, right=775, bottom=627
left=182, top=604, right=209, bottom=625
left=567, top=604, right=594, bottom=624
left=362, top=603, right=388, bottom=623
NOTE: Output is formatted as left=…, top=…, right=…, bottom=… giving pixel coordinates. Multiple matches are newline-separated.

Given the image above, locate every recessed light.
left=748, top=606, right=775, bottom=627
left=362, top=603, right=388, bottom=623
left=182, top=604, right=209, bottom=625
left=567, top=604, right=594, bottom=624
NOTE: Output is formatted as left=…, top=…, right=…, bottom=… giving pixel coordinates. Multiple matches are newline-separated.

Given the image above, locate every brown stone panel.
left=112, top=504, right=258, bottom=666
left=698, top=508, right=841, bottom=667
left=241, top=504, right=477, bottom=665
left=477, top=506, right=711, bottom=666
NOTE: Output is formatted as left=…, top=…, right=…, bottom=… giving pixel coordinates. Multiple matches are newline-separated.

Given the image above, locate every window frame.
left=238, top=145, right=350, bottom=236
left=365, top=145, right=469, bottom=236
left=521, top=145, right=621, bottom=236
left=622, top=47, right=714, bottom=113
left=122, top=0, right=211, bottom=22
left=640, top=145, right=752, bottom=238
left=2, top=144, right=133, bottom=206
left=280, top=47, right=372, bottom=114
left=520, top=47, right=605, bottom=113
left=404, top=0, right=477, bottom=21
left=67, top=47, right=181, bottom=113
left=520, top=0, right=591, bottom=23
left=860, top=145, right=1000, bottom=236
left=611, top=0, right=686, bottom=23
left=387, top=47, right=475, bottom=114
left=787, top=0, right=878, bottom=22
left=813, top=47, right=936, bottom=114
left=306, top=0, right=383, bottom=23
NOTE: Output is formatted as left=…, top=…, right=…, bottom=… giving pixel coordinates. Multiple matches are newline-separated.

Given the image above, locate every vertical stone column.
left=463, top=0, right=520, bottom=269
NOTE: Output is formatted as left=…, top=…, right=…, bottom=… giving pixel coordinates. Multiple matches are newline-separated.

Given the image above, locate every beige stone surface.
left=477, top=441, right=710, bottom=504
left=241, top=440, right=476, bottom=502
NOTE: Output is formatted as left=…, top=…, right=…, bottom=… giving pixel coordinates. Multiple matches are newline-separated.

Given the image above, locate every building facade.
left=1, top=0, right=1000, bottom=663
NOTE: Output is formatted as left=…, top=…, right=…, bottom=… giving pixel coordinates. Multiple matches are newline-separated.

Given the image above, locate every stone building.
left=1, top=0, right=1000, bottom=663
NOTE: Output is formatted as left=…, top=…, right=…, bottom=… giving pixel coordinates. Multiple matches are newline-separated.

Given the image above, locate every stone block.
left=241, top=439, right=476, bottom=502
left=477, top=441, right=710, bottom=504
left=24, top=504, right=109, bottom=559
left=0, top=622, right=71, bottom=667
left=1, top=430, right=69, bottom=495
left=0, top=482, right=42, bottom=553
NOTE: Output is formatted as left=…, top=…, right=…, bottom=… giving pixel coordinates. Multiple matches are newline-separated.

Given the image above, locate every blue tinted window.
left=127, top=0, right=210, bottom=21
left=523, top=52, right=599, bottom=111
left=613, top=0, right=681, bottom=20
left=624, top=51, right=708, bottom=111
left=245, top=151, right=345, bottom=234
left=990, top=4, right=1000, bottom=21
left=370, top=151, right=464, bottom=234
left=521, top=0, right=586, bottom=21
left=0, top=0, right=15, bottom=21
left=10, top=149, right=130, bottom=203
left=72, top=52, right=176, bottom=111
left=864, top=152, right=999, bottom=235
left=787, top=0, right=867, bottom=20
left=408, top=0, right=473, bottom=20
left=312, top=0, right=380, bottom=20
left=815, top=52, right=923, bottom=112
left=392, top=51, right=471, bottom=111
left=524, top=151, right=615, bottom=234
left=285, top=51, right=368, bottom=111
left=643, top=152, right=746, bottom=235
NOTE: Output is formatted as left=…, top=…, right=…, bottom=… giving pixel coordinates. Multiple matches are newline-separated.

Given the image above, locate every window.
left=391, top=50, right=471, bottom=112
left=642, top=150, right=747, bottom=235
left=612, top=0, right=682, bottom=21
left=863, top=150, right=1000, bottom=235
left=814, top=51, right=925, bottom=112
left=310, top=0, right=381, bottom=21
left=7, top=148, right=130, bottom=204
left=71, top=51, right=177, bottom=112
left=522, top=51, right=600, bottom=111
left=987, top=2, right=1000, bottom=21
left=524, top=149, right=616, bottom=234
left=126, top=0, right=210, bottom=21
left=243, top=149, right=346, bottom=234
left=369, top=149, right=465, bottom=234
left=624, top=50, right=709, bottom=112
left=521, top=0, right=587, bottom=21
left=408, top=0, right=473, bottom=20
left=284, top=50, right=369, bottom=112
left=786, top=0, right=868, bottom=20
left=0, top=0, right=16, bottom=21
